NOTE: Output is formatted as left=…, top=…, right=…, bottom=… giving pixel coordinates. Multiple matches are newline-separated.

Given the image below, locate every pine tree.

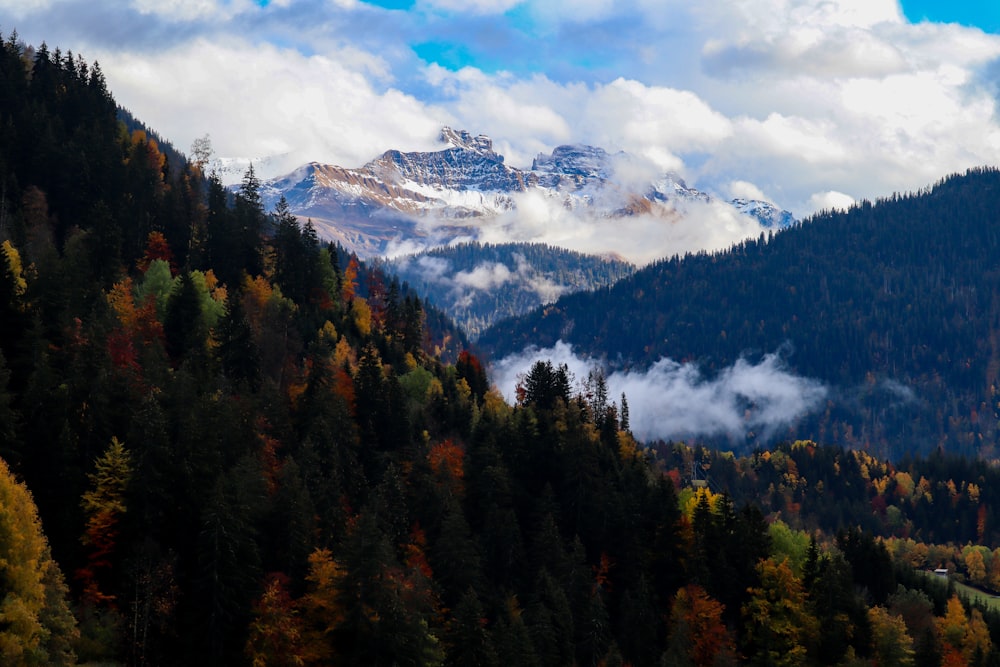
left=445, top=588, right=498, bottom=667
left=163, top=270, right=207, bottom=362
left=78, top=436, right=132, bottom=607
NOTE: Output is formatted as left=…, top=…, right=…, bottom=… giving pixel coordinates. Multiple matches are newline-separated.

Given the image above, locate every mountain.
left=380, top=242, right=635, bottom=338
left=258, top=128, right=796, bottom=258
left=478, top=168, right=1000, bottom=458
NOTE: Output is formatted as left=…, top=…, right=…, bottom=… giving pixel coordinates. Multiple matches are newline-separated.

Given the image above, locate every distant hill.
left=380, top=242, right=635, bottom=338
left=478, top=168, right=1000, bottom=458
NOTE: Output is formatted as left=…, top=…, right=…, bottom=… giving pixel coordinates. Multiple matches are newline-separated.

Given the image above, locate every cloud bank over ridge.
left=490, top=341, right=829, bottom=444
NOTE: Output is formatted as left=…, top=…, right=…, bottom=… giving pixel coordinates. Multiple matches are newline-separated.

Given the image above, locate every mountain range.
left=257, top=127, right=797, bottom=258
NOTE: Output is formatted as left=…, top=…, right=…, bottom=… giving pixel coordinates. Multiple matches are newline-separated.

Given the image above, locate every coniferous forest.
left=8, top=33, right=1000, bottom=667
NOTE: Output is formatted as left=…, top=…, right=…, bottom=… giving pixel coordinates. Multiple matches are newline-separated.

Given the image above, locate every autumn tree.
left=136, top=231, right=175, bottom=275
left=0, top=456, right=78, bottom=665
left=245, top=573, right=306, bottom=667
left=742, top=558, right=818, bottom=667
left=78, top=437, right=132, bottom=607
left=869, top=606, right=916, bottom=667
left=937, top=595, right=992, bottom=665
left=663, top=584, right=736, bottom=667
left=298, top=548, right=346, bottom=665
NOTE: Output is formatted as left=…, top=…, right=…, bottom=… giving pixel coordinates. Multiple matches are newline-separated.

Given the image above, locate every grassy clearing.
left=951, top=579, right=1000, bottom=612
left=918, top=569, right=1000, bottom=611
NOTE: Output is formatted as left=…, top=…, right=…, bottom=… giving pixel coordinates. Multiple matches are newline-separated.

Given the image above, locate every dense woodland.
left=381, top=242, right=634, bottom=339
left=478, top=170, right=1000, bottom=460
left=7, top=33, right=1000, bottom=666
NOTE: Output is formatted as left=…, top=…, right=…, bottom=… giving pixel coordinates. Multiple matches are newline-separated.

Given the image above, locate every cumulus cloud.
left=94, top=37, right=447, bottom=181
left=490, top=340, right=828, bottom=443
left=6, top=0, right=1000, bottom=222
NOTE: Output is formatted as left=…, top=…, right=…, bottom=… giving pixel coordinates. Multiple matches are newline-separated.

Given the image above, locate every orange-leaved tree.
left=665, top=584, right=735, bottom=666
left=245, top=573, right=306, bottom=667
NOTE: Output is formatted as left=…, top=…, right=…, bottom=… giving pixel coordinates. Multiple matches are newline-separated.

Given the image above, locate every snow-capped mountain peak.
left=255, top=128, right=798, bottom=258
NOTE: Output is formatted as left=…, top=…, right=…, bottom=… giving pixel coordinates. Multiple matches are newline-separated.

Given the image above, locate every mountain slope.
left=380, top=242, right=635, bottom=338
left=259, top=128, right=796, bottom=259
left=478, top=168, right=1000, bottom=458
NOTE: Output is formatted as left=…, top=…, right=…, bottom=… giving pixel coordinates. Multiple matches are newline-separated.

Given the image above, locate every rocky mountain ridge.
left=259, top=128, right=797, bottom=258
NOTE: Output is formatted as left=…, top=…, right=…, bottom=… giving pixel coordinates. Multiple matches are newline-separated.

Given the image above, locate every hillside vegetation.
left=4, top=33, right=1000, bottom=667
left=479, top=172, right=1000, bottom=458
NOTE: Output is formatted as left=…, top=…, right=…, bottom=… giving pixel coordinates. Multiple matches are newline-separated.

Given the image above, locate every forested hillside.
left=479, top=172, right=1000, bottom=459
left=381, top=242, right=634, bottom=338
left=6, top=33, right=1000, bottom=667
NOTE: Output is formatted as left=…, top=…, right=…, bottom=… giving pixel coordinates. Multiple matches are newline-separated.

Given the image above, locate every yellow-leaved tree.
left=0, top=456, right=79, bottom=665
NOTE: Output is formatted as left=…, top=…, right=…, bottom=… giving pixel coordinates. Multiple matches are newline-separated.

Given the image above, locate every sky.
left=3, top=0, right=1000, bottom=218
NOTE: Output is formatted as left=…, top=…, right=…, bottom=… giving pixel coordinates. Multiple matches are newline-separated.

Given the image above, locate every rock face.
left=259, top=128, right=797, bottom=257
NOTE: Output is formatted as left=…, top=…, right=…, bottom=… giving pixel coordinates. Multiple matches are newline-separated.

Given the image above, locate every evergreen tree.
left=164, top=270, right=207, bottom=362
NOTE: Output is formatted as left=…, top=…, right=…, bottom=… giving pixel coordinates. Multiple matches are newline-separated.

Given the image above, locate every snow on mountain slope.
left=257, top=128, right=797, bottom=261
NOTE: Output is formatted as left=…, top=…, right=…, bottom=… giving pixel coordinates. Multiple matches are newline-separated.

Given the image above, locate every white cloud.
left=453, top=262, right=513, bottom=290
left=457, top=190, right=765, bottom=266
left=429, top=70, right=734, bottom=176
left=97, top=38, right=446, bottom=179
left=490, top=340, right=828, bottom=443
left=728, top=180, right=771, bottom=202
left=808, top=190, right=855, bottom=212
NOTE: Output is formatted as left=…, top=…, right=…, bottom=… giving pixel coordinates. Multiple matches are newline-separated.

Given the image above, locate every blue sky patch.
left=900, top=1, right=1000, bottom=33
left=362, top=0, right=417, bottom=10
left=413, top=41, right=478, bottom=71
